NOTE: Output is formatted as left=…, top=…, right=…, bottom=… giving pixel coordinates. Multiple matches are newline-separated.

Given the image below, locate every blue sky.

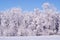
left=0, top=0, right=60, bottom=11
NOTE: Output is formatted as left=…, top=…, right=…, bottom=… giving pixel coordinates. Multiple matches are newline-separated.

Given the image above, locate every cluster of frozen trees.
left=0, top=3, right=60, bottom=36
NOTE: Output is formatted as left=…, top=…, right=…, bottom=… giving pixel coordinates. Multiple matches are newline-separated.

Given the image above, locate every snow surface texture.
left=0, top=3, right=60, bottom=36
left=0, top=35, right=60, bottom=40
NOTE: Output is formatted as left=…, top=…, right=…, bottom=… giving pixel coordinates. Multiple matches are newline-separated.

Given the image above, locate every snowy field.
left=0, top=35, right=60, bottom=40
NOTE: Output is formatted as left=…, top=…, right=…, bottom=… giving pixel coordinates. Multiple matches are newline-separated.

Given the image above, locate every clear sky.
left=0, top=0, right=60, bottom=11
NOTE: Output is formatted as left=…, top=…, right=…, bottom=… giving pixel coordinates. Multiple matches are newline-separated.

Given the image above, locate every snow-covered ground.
left=0, top=35, right=60, bottom=40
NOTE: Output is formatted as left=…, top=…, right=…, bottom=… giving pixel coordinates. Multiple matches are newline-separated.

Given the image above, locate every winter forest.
left=0, top=3, right=60, bottom=36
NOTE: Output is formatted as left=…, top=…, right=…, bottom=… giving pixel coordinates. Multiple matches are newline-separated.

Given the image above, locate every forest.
left=0, top=3, right=60, bottom=36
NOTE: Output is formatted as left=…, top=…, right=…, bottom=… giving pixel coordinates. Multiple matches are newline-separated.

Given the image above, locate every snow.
left=0, top=35, right=60, bottom=40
